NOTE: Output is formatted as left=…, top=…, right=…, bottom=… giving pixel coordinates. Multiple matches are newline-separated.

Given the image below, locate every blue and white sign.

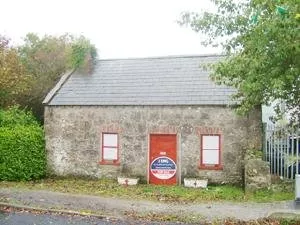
left=150, top=156, right=177, bottom=180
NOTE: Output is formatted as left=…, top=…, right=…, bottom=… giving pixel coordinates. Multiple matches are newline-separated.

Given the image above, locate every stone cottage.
left=43, top=55, right=262, bottom=185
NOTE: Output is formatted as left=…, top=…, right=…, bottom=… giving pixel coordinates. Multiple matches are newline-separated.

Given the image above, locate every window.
left=100, top=133, right=120, bottom=165
left=200, top=134, right=222, bottom=170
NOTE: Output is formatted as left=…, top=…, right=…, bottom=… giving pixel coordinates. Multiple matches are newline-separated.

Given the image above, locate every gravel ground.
left=0, top=188, right=299, bottom=222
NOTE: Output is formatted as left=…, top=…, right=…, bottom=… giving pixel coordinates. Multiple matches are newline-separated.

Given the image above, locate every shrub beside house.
left=0, top=107, right=46, bottom=181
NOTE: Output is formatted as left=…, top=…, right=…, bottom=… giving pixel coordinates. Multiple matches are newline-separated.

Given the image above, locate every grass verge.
left=0, top=177, right=294, bottom=203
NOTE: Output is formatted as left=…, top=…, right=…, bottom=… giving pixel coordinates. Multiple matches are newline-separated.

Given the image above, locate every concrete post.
left=295, top=174, right=300, bottom=209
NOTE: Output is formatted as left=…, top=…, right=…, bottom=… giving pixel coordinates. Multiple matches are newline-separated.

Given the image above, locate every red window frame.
left=99, top=132, right=120, bottom=166
left=199, top=134, right=223, bottom=170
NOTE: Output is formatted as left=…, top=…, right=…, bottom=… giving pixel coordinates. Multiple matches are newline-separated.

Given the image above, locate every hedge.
left=0, top=107, right=46, bottom=181
left=0, top=106, right=40, bottom=127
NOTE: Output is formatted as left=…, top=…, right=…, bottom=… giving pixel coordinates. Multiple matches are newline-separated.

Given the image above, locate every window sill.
left=198, top=165, right=223, bottom=170
left=99, top=160, right=120, bottom=166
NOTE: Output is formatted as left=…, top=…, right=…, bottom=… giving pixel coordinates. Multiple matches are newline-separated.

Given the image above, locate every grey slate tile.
left=48, top=55, right=235, bottom=106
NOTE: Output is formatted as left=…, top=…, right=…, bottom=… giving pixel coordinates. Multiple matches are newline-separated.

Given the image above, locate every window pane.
left=203, top=149, right=219, bottom=164
left=103, top=147, right=118, bottom=160
left=203, top=136, right=219, bottom=149
left=103, top=134, right=118, bottom=147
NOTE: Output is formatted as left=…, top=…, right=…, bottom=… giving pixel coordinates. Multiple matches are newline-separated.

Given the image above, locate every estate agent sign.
left=150, top=156, right=177, bottom=180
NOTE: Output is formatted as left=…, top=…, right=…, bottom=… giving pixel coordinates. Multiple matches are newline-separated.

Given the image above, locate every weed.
left=0, top=178, right=294, bottom=203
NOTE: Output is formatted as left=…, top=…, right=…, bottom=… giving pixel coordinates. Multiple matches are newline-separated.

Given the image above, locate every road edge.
left=0, top=201, right=112, bottom=220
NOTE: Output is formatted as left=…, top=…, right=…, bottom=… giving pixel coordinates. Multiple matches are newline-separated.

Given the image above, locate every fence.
left=263, top=123, right=300, bottom=180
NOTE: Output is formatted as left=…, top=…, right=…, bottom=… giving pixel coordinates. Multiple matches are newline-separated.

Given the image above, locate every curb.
left=0, top=202, right=112, bottom=220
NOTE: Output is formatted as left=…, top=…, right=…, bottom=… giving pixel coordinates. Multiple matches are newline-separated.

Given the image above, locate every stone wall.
left=44, top=105, right=262, bottom=185
left=244, top=159, right=271, bottom=192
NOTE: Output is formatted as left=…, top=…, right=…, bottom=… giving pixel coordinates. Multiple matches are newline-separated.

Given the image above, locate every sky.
left=0, top=0, right=221, bottom=59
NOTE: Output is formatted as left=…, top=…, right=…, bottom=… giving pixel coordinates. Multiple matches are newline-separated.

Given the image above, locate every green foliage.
left=179, top=0, right=300, bottom=122
left=18, top=33, right=97, bottom=121
left=0, top=106, right=39, bottom=127
left=70, top=35, right=97, bottom=70
left=0, top=33, right=97, bottom=121
left=0, top=36, right=31, bottom=108
left=278, top=218, right=300, bottom=225
left=0, top=107, right=46, bottom=181
left=246, top=149, right=263, bottom=159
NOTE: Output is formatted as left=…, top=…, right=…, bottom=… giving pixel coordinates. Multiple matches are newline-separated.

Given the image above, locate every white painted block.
left=184, top=178, right=208, bottom=188
left=117, top=177, right=139, bottom=186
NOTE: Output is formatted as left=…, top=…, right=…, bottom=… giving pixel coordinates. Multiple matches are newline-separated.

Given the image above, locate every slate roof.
left=45, top=55, right=235, bottom=106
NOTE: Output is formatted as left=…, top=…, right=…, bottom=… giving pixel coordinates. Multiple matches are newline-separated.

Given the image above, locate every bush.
left=0, top=107, right=46, bottom=180
left=0, top=106, right=39, bottom=127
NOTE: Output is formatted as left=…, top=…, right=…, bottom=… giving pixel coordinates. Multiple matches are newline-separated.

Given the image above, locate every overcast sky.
left=0, top=0, right=221, bottom=59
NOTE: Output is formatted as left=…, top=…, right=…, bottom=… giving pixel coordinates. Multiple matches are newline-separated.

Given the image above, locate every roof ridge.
left=97, top=54, right=225, bottom=61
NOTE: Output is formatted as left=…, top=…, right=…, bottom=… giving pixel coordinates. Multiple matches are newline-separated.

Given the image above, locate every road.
left=0, top=211, right=188, bottom=225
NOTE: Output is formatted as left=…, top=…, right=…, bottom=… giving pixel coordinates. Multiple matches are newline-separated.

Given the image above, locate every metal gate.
left=263, top=123, right=300, bottom=179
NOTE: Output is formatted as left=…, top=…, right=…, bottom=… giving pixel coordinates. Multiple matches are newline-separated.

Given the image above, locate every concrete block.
left=184, top=178, right=208, bottom=188
left=117, top=177, right=139, bottom=186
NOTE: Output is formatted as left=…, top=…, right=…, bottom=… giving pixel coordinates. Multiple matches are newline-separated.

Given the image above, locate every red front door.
left=149, top=134, right=177, bottom=185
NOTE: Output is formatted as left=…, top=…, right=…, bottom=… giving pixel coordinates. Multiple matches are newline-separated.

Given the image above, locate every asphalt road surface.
left=0, top=211, right=188, bottom=225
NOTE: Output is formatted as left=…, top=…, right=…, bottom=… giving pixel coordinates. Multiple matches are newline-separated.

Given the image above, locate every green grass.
left=246, top=188, right=294, bottom=202
left=0, top=178, right=294, bottom=203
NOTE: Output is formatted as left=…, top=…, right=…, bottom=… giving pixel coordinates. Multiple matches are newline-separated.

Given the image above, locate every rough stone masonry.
left=45, top=105, right=262, bottom=185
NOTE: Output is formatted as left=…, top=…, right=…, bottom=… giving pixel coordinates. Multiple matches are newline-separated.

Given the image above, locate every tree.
left=0, top=36, right=30, bottom=108
left=18, top=33, right=97, bottom=121
left=180, top=0, right=300, bottom=123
